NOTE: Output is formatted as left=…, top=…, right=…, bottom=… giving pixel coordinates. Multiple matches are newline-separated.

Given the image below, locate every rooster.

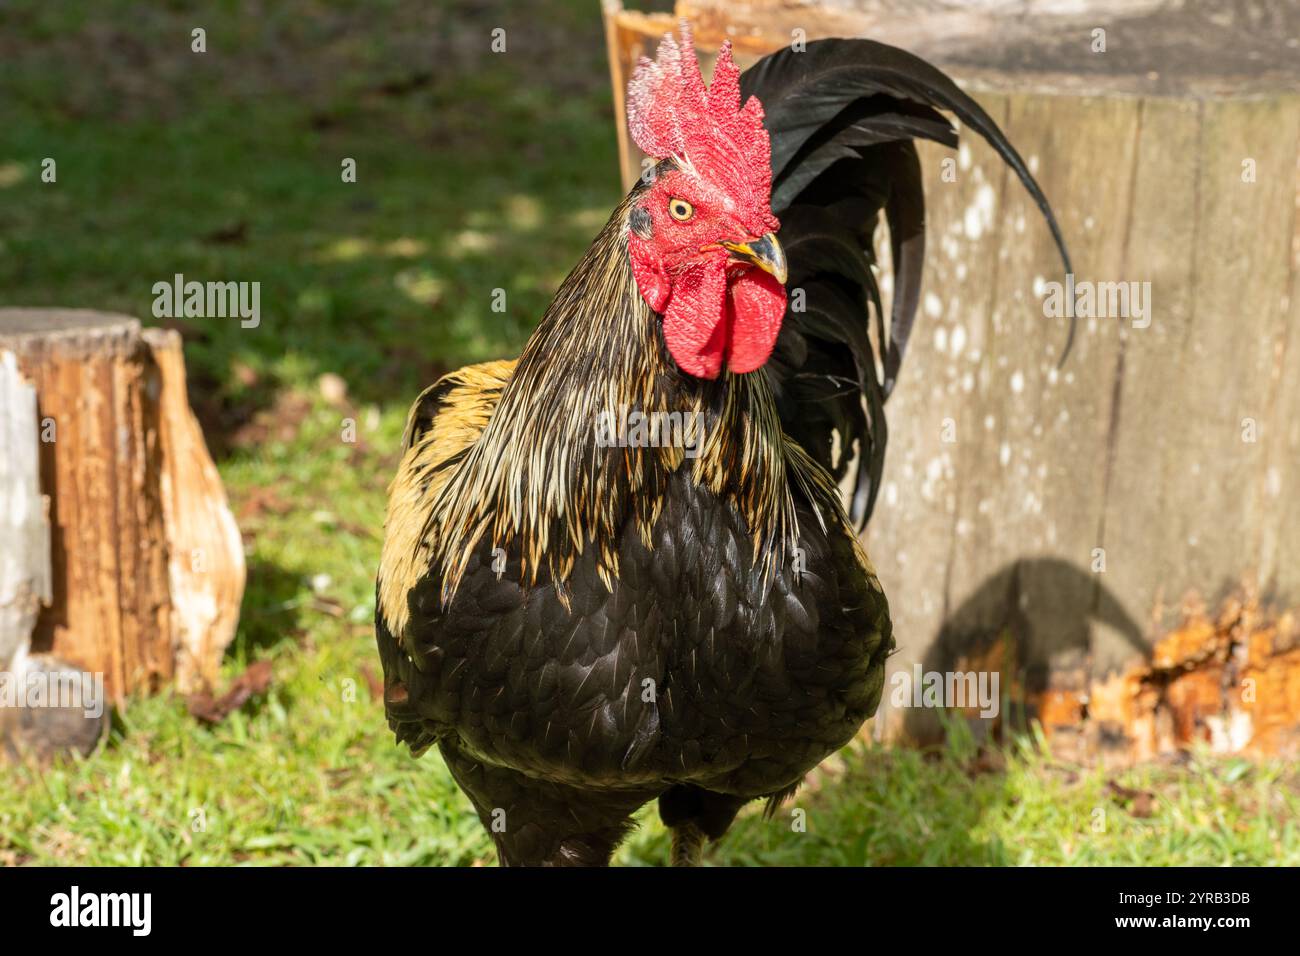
left=376, top=26, right=1068, bottom=866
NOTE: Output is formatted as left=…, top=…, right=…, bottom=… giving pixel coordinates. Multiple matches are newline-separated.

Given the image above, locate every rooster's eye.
left=668, top=198, right=694, bottom=222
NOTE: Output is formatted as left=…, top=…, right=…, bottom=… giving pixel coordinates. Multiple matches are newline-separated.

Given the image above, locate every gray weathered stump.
left=604, top=0, right=1300, bottom=761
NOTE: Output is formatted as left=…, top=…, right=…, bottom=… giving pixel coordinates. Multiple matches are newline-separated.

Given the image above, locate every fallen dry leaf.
left=965, top=746, right=1007, bottom=778
left=310, top=596, right=346, bottom=618
left=202, top=220, right=249, bottom=244
left=187, top=660, right=273, bottom=725
left=1130, top=792, right=1156, bottom=818
left=1106, top=779, right=1157, bottom=818
left=228, top=390, right=311, bottom=449
left=236, top=486, right=293, bottom=523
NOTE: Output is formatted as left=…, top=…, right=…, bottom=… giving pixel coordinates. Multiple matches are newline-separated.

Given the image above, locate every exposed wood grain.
left=865, top=99, right=1014, bottom=740
left=145, top=329, right=246, bottom=694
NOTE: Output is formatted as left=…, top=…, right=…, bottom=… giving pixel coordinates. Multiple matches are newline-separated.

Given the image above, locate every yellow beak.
left=721, top=233, right=787, bottom=285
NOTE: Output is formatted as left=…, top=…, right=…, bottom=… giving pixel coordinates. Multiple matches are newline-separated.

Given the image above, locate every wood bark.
left=602, top=1, right=1300, bottom=761
left=0, top=310, right=244, bottom=705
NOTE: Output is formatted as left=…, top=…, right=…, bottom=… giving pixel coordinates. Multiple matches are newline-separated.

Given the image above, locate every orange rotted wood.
left=1042, top=594, right=1300, bottom=765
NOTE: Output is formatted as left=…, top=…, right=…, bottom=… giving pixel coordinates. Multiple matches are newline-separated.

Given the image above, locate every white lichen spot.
left=919, top=454, right=952, bottom=502
left=999, top=442, right=1011, bottom=467
left=950, top=324, right=967, bottom=356
left=924, top=292, right=943, bottom=318
left=958, top=143, right=972, bottom=171
left=1010, top=370, right=1025, bottom=393
left=962, top=183, right=997, bottom=241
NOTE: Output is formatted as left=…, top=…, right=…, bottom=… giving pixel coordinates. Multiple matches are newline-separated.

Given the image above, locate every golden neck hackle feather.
left=379, top=191, right=854, bottom=637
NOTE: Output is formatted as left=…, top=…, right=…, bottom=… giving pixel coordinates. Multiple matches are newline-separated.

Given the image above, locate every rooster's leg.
left=670, top=822, right=705, bottom=866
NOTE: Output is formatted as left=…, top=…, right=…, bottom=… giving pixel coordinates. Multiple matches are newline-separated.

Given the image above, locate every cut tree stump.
left=0, top=309, right=245, bottom=707
left=603, top=1, right=1300, bottom=762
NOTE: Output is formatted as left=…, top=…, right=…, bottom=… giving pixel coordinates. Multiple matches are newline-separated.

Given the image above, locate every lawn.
left=1, top=0, right=1297, bottom=866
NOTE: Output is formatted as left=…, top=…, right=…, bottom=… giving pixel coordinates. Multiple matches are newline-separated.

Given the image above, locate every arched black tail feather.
left=740, top=38, right=1072, bottom=530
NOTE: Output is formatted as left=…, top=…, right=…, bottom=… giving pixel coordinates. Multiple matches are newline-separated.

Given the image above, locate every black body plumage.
left=379, top=465, right=890, bottom=865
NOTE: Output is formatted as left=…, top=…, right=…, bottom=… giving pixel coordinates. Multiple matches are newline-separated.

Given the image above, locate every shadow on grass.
left=228, top=557, right=310, bottom=660
left=619, top=734, right=1017, bottom=867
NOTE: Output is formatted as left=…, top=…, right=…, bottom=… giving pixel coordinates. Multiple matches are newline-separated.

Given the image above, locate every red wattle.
left=660, top=257, right=728, bottom=379
left=646, top=255, right=787, bottom=379
left=724, top=268, right=786, bottom=374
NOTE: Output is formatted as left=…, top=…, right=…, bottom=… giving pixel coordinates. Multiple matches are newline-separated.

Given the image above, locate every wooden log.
left=602, top=1, right=1300, bottom=761
left=0, top=310, right=245, bottom=705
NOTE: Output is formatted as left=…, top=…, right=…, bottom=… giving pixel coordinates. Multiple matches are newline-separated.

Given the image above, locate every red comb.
left=627, top=24, right=777, bottom=232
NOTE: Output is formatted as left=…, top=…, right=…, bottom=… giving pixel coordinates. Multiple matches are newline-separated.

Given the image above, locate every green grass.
left=2, top=0, right=1298, bottom=867
left=6, top=685, right=1299, bottom=865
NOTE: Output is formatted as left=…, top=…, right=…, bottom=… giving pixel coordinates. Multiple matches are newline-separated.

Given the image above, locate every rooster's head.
left=625, top=27, right=786, bottom=380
